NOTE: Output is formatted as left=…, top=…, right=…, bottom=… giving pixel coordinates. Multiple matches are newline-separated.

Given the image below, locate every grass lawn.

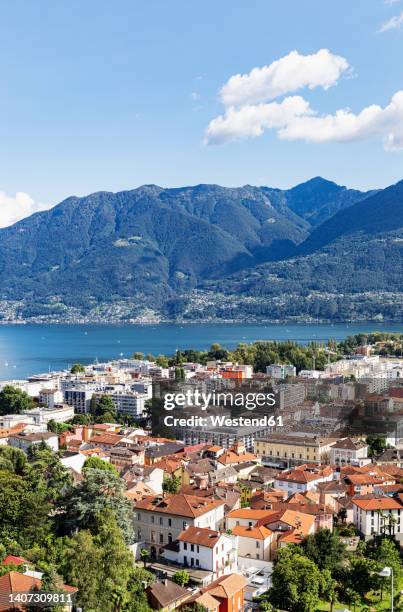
left=315, top=575, right=403, bottom=611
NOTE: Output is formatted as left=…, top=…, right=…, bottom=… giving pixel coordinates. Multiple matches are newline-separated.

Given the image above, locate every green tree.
left=62, top=529, right=102, bottom=612
left=162, top=474, right=181, bottom=494
left=321, top=569, right=338, bottom=612
left=301, top=529, right=346, bottom=571
left=155, top=354, right=169, bottom=368
left=366, top=435, right=388, bottom=457
left=0, top=446, right=26, bottom=474
left=270, top=547, right=323, bottom=612
left=344, top=556, right=381, bottom=597
left=25, top=445, right=72, bottom=504
left=83, top=455, right=119, bottom=476
left=172, top=569, right=190, bottom=587
left=91, top=394, right=117, bottom=422
left=59, top=469, right=134, bottom=543
left=131, top=352, right=145, bottom=360
left=70, top=363, right=85, bottom=374
left=0, top=385, right=34, bottom=415
left=366, top=537, right=401, bottom=579
left=140, top=548, right=149, bottom=568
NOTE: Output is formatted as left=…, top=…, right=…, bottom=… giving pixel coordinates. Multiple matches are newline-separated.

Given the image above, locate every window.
left=159, top=533, right=163, bottom=543
left=159, top=517, right=163, bottom=525
left=191, top=544, right=194, bottom=552
left=256, top=553, right=260, bottom=559
left=184, top=542, right=187, bottom=550
left=151, top=516, right=155, bottom=524
left=168, top=533, right=172, bottom=544
left=197, top=545, right=199, bottom=553
left=137, top=513, right=141, bottom=520
left=168, top=518, right=172, bottom=526
left=196, top=559, right=199, bottom=566
left=256, top=541, right=260, bottom=548
left=248, top=522, right=253, bottom=527
left=183, top=521, right=188, bottom=530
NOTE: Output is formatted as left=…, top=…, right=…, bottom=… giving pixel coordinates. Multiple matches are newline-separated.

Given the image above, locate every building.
left=273, top=383, right=306, bottom=409
left=163, top=526, right=237, bottom=578
left=22, top=405, right=75, bottom=427
left=146, top=578, right=189, bottom=611
left=329, top=438, right=370, bottom=467
left=38, top=388, right=64, bottom=408
left=93, top=389, right=150, bottom=419
left=133, top=493, right=225, bottom=558
left=231, top=524, right=273, bottom=561
left=0, top=571, right=77, bottom=612
left=8, top=432, right=59, bottom=453
left=266, top=364, right=296, bottom=379
left=352, top=495, right=403, bottom=541
left=273, top=465, right=334, bottom=496
left=193, top=573, right=247, bottom=612
left=254, top=434, right=335, bottom=467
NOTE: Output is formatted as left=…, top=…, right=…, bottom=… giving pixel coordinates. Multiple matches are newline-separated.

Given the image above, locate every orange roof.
left=218, top=450, right=257, bottom=465
left=227, top=508, right=273, bottom=520
left=278, top=529, right=306, bottom=544
left=192, top=591, right=220, bottom=610
left=0, top=572, right=77, bottom=611
left=205, top=573, right=247, bottom=600
left=134, top=493, right=224, bottom=518
left=2, top=555, right=29, bottom=566
left=352, top=496, right=403, bottom=511
left=178, top=526, right=221, bottom=548
left=232, top=525, right=272, bottom=540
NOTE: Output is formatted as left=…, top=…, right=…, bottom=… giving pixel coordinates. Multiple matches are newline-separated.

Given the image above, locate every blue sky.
left=1, top=0, right=403, bottom=224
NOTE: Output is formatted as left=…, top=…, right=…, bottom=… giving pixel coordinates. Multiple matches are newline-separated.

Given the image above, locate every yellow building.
left=254, top=434, right=335, bottom=467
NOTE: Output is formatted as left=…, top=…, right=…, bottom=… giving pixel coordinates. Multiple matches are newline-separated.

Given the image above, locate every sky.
left=1, top=0, right=403, bottom=226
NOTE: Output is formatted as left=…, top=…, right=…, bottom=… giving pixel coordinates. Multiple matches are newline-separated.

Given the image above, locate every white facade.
left=266, top=364, right=296, bottom=379
left=38, top=389, right=64, bottom=409
left=353, top=500, right=403, bottom=540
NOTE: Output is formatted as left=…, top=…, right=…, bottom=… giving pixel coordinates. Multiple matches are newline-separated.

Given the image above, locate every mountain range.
left=0, top=177, right=402, bottom=323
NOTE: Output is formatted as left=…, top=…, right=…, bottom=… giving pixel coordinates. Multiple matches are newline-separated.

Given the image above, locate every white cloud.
left=379, top=11, right=403, bottom=31
left=0, top=191, right=51, bottom=229
left=191, top=91, right=200, bottom=101
left=219, top=49, right=349, bottom=106
left=204, top=96, right=312, bottom=145
left=205, top=91, right=403, bottom=151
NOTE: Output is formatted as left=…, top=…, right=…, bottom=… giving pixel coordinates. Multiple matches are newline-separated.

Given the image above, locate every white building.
left=329, top=438, right=370, bottom=467
left=38, top=389, right=64, bottom=409
left=266, top=364, right=296, bottom=379
left=352, top=495, right=403, bottom=541
left=232, top=525, right=273, bottom=562
left=163, top=526, right=237, bottom=578
left=133, top=493, right=225, bottom=558
left=22, top=405, right=75, bottom=427
left=8, top=432, right=59, bottom=453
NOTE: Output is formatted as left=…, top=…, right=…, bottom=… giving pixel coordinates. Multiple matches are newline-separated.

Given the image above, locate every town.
left=0, top=334, right=402, bottom=611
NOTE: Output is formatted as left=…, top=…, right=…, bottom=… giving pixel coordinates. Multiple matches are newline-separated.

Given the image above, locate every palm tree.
left=140, top=548, right=149, bottom=568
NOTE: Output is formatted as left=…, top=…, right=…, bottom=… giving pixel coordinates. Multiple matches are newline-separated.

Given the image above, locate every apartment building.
left=163, top=526, right=238, bottom=578
left=133, top=493, right=225, bottom=558
left=352, top=495, right=403, bottom=541
left=254, top=434, right=334, bottom=467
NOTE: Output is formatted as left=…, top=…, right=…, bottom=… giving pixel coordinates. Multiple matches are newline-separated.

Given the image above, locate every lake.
left=1, top=321, right=403, bottom=380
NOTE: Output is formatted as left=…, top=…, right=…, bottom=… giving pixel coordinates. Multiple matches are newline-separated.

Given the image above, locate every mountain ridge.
left=0, top=177, right=401, bottom=323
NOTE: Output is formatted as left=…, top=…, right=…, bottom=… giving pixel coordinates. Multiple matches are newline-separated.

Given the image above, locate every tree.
left=82, top=456, right=119, bottom=476
left=0, top=446, right=26, bottom=474
left=62, top=529, right=102, bottom=612
left=155, top=354, right=169, bottom=368
left=0, top=470, right=52, bottom=549
left=140, top=548, right=149, bottom=568
left=71, top=413, right=92, bottom=425
left=70, top=363, right=85, bottom=374
left=366, top=537, right=401, bottom=579
left=59, top=469, right=134, bottom=543
left=0, top=385, right=34, bottom=415
left=172, top=570, right=190, bottom=587
left=366, top=435, right=388, bottom=458
left=344, top=556, right=381, bottom=597
left=25, top=445, right=72, bottom=504
left=301, top=529, right=346, bottom=571
left=321, top=569, right=338, bottom=612
left=91, top=394, right=117, bottom=422
left=162, top=474, right=181, bottom=494
left=270, top=547, right=323, bottom=612
left=131, top=352, right=145, bottom=360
